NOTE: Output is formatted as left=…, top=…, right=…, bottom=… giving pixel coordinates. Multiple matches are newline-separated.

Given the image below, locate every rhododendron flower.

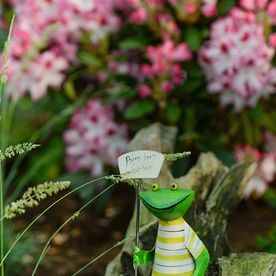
left=267, top=0, right=276, bottom=24
left=118, top=0, right=182, bottom=39
left=144, top=39, right=192, bottom=76
left=139, top=85, right=152, bottom=97
left=235, top=0, right=276, bottom=47
left=139, top=38, right=191, bottom=96
left=199, top=13, right=275, bottom=111
left=168, top=0, right=217, bottom=21
left=7, top=51, right=68, bottom=101
left=64, top=100, right=128, bottom=177
left=234, top=144, right=276, bottom=198
left=6, top=0, right=120, bottom=100
left=202, top=0, right=217, bottom=17
left=108, top=50, right=141, bottom=79
left=269, top=33, right=276, bottom=47
left=239, top=0, right=276, bottom=22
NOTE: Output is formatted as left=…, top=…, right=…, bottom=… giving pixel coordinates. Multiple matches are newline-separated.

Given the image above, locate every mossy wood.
left=105, top=123, right=275, bottom=276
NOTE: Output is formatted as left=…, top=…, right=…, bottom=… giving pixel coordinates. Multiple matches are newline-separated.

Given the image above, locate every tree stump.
left=105, top=123, right=274, bottom=276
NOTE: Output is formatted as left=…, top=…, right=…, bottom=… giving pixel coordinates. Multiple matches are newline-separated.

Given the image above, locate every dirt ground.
left=15, top=184, right=276, bottom=276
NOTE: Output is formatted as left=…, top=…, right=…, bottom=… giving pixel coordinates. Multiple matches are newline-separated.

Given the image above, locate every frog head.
left=139, top=183, right=195, bottom=221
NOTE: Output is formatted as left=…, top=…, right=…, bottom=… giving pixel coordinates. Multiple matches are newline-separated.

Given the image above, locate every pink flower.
left=117, top=0, right=179, bottom=38
left=234, top=144, right=262, bottom=162
left=269, top=33, right=276, bottom=48
left=268, top=0, right=276, bottom=24
left=139, top=85, right=152, bottom=97
left=6, top=0, right=120, bottom=100
left=130, top=8, right=148, bottom=24
left=199, top=13, right=275, bottom=111
left=259, top=153, right=276, bottom=182
left=158, top=13, right=180, bottom=39
left=145, top=39, right=192, bottom=75
left=161, top=80, right=173, bottom=93
left=238, top=0, right=276, bottom=24
left=64, top=99, right=128, bottom=177
left=185, top=3, right=197, bottom=14
left=240, top=0, right=268, bottom=10
left=202, top=0, right=217, bottom=17
left=168, top=0, right=217, bottom=18
left=139, top=38, right=191, bottom=97
left=234, top=144, right=276, bottom=198
left=7, top=51, right=68, bottom=101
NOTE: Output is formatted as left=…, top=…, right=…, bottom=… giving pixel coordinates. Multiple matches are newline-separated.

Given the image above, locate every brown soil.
left=228, top=200, right=276, bottom=252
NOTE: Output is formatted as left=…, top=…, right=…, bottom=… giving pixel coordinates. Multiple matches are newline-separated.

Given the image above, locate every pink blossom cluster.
left=64, top=100, right=128, bottom=177
left=6, top=0, right=120, bottom=100
left=238, top=0, right=276, bottom=24
left=235, top=136, right=276, bottom=198
left=199, top=12, right=276, bottom=111
left=168, top=0, right=217, bottom=18
left=107, top=50, right=142, bottom=80
left=201, top=0, right=218, bottom=17
left=116, top=0, right=217, bottom=38
left=116, top=0, right=180, bottom=39
left=139, top=38, right=192, bottom=97
left=233, top=0, right=276, bottom=47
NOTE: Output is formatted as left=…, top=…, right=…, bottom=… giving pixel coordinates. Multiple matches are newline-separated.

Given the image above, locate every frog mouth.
left=141, top=194, right=190, bottom=211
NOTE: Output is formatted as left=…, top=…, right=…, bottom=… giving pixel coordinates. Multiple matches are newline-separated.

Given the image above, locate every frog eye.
left=151, top=183, right=160, bottom=191
left=170, top=183, right=179, bottom=190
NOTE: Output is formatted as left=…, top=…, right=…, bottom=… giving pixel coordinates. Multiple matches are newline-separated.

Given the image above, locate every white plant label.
left=118, top=150, right=164, bottom=179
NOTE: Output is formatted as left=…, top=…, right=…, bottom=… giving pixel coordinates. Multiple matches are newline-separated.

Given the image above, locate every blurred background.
left=0, top=0, right=275, bottom=275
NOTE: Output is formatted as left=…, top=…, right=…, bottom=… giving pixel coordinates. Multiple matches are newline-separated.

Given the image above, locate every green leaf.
left=0, top=30, right=7, bottom=52
left=165, top=101, right=181, bottom=124
left=263, top=188, right=276, bottom=209
left=124, top=101, right=155, bottom=119
left=261, top=111, right=276, bottom=132
left=184, top=26, right=202, bottom=51
left=78, top=52, right=103, bottom=68
left=177, top=78, right=202, bottom=94
left=183, top=61, right=204, bottom=78
left=241, top=111, right=261, bottom=146
left=64, top=80, right=76, bottom=100
left=217, top=0, right=236, bottom=16
left=119, top=38, right=149, bottom=49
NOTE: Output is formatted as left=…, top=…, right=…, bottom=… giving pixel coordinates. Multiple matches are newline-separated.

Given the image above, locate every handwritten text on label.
left=118, top=150, right=164, bottom=179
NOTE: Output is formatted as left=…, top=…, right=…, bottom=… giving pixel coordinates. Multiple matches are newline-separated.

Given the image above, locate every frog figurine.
left=134, top=182, right=209, bottom=276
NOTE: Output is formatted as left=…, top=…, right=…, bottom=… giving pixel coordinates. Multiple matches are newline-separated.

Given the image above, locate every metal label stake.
left=135, top=179, right=141, bottom=276
left=117, top=150, right=164, bottom=274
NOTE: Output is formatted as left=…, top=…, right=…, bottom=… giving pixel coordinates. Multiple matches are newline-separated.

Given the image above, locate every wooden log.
left=105, top=123, right=269, bottom=276
left=218, top=253, right=276, bottom=276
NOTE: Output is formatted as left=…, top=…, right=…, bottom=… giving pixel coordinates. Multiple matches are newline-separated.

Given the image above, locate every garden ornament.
left=118, top=150, right=209, bottom=275
left=135, top=182, right=210, bottom=275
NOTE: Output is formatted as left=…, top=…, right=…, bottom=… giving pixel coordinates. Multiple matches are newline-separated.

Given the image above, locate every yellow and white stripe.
left=184, top=221, right=205, bottom=259
left=152, top=217, right=205, bottom=276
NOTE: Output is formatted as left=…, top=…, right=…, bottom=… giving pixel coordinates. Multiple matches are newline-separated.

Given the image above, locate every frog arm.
left=133, top=245, right=155, bottom=269
left=184, top=223, right=210, bottom=276
left=193, top=247, right=210, bottom=276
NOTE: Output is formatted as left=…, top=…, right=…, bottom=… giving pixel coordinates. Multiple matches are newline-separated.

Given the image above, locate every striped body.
left=152, top=217, right=204, bottom=276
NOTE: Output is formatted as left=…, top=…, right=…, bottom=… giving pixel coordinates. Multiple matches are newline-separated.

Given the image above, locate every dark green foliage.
left=256, top=225, right=276, bottom=253
left=124, top=101, right=156, bottom=119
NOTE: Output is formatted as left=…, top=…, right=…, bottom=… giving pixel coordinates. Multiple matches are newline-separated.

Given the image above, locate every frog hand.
left=133, top=245, right=155, bottom=269
left=193, top=247, right=210, bottom=276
